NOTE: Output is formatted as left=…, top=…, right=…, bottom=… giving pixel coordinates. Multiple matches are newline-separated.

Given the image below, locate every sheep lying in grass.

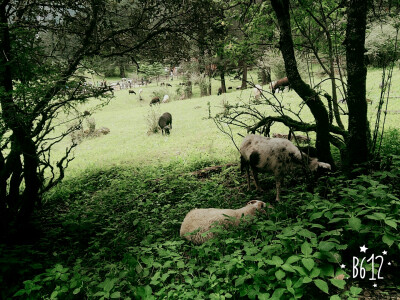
left=180, top=200, right=266, bottom=244
left=240, top=134, right=331, bottom=201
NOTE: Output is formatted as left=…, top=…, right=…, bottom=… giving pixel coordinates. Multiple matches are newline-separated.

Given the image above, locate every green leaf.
left=303, top=277, right=312, bottom=283
left=330, top=295, right=341, bottom=300
left=350, top=286, right=362, bottom=296
left=310, top=212, right=323, bottom=221
left=111, top=291, right=121, bottom=298
left=298, top=229, right=314, bottom=238
left=301, top=242, right=312, bottom=256
left=285, top=255, right=300, bottom=265
left=314, top=279, right=329, bottom=294
left=177, top=261, right=185, bottom=268
left=302, top=258, right=315, bottom=271
left=384, top=219, right=397, bottom=229
left=275, top=269, right=285, bottom=280
left=73, top=288, right=81, bottom=295
left=330, top=279, right=346, bottom=289
left=266, top=256, right=284, bottom=267
left=319, top=241, right=336, bottom=252
left=235, top=276, right=245, bottom=287
left=348, top=217, right=362, bottom=231
left=382, top=234, right=395, bottom=247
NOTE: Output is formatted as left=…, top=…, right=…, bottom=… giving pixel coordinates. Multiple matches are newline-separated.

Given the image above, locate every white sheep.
left=240, top=134, right=331, bottom=201
left=162, top=94, right=170, bottom=103
left=180, top=200, right=266, bottom=244
left=253, top=84, right=262, bottom=100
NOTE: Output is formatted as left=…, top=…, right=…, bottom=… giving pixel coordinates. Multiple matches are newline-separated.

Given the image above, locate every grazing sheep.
left=228, top=86, right=232, bottom=90
left=166, top=83, right=172, bottom=87
left=158, top=112, right=172, bottom=135
left=253, top=84, right=262, bottom=100
left=217, top=87, right=223, bottom=96
left=270, top=77, right=290, bottom=94
left=160, top=82, right=165, bottom=86
left=162, top=94, right=170, bottom=103
left=128, top=90, right=136, bottom=94
left=180, top=200, right=266, bottom=244
left=236, top=86, right=241, bottom=90
left=150, top=97, right=160, bottom=106
left=83, top=110, right=91, bottom=117
left=240, top=134, right=331, bottom=201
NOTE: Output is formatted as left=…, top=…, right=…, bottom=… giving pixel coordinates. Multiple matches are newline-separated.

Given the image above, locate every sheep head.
left=247, top=200, right=266, bottom=213
left=163, top=125, right=171, bottom=135
left=308, top=158, right=331, bottom=172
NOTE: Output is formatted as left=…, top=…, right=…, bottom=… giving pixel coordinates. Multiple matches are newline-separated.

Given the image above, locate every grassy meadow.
left=4, top=68, right=400, bottom=299
left=53, top=68, right=400, bottom=178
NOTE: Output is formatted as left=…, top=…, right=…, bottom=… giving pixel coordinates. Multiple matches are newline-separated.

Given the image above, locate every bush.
left=146, top=106, right=161, bottom=135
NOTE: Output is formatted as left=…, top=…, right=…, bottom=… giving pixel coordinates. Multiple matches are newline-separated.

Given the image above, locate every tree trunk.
left=260, top=67, right=271, bottom=85
left=345, top=0, right=371, bottom=168
left=241, top=61, right=247, bottom=89
left=119, top=64, right=126, bottom=78
left=271, top=0, right=334, bottom=166
left=220, top=71, right=226, bottom=93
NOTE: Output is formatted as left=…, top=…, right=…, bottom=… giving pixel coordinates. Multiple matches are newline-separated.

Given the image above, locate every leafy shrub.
left=146, top=106, right=161, bottom=135
left=8, top=156, right=400, bottom=299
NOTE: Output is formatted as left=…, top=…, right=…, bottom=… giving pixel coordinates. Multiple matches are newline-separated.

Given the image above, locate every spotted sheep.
left=239, top=134, right=331, bottom=201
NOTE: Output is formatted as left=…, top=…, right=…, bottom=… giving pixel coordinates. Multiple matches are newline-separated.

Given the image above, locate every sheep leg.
left=251, top=166, right=263, bottom=192
left=275, top=179, right=282, bottom=202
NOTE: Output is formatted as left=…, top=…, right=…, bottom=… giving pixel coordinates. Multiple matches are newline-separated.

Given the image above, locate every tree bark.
left=271, top=0, right=334, bottom=166
left=241, top=60, right=247, bottom=89
left=220, top=71, right=226, bottom=93
left=345, top=0, right=371, bottom=168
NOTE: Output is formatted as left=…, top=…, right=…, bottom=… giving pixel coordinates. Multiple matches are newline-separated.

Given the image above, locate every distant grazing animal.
left=83, top=110, right=91, bottom=117
left=270, top=77, right=290, bottom=94
left=162, top=94, right=170, bottom=103
left=236, top=86, right=241, bottom=90
left=160, top=82, right=165, bottom=86
left=228, top=87, right=232, bottom=90
left=217, top=87, right=223, bottom=96
left=166, top=83, right=172, bottom=87
left=150, top=97, right=160, bottom=106
left=128, top=90, right=136, bottom=94
left=253, top=84, right=262, bottom=100
left=239, top=134, right=331, bottom=201
left=158, top=112, right=172, bottom=135
left=180, top=200, right=266, bottom=244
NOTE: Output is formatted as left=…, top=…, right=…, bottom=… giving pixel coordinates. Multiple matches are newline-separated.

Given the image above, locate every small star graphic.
left=388, top=262, right=391, bottom=266
left=373, top=283, right=377, bottom=288
left=382, top=250, right=387, bottom=255
left=340, top=264, right=346, bottom=269
left=360, top=245, right=368, bottom=253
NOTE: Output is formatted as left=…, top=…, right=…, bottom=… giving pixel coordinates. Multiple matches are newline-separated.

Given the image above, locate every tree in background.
left=0, top=0, right=208, bottom=235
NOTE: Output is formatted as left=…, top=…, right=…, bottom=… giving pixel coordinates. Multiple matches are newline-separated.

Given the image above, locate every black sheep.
left=217, top=87, right=223, bottom=96
left=150, top=97, right=160, bottom=106
left=158, top=112, right=172, bottom=135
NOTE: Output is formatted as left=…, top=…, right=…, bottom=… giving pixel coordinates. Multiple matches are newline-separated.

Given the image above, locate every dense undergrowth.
left=2, top=131, right=400, bottom=299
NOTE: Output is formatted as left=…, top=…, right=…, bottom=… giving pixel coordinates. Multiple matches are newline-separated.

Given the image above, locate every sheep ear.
left=247, top=200, right=257, bottom=205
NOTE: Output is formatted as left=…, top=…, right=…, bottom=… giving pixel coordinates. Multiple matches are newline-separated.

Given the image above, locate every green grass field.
left=53, top=68, right=400, bottom=180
